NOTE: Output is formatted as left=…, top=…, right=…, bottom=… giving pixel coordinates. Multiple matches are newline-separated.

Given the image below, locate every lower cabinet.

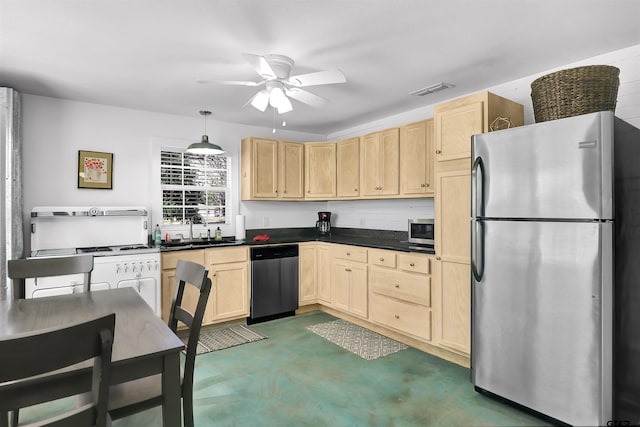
left=368, top=249, right=433, bottom=341
left=433, top=258, right=471, bottom=355
left=204, top=247, right=249, bottom=323
left=317, top=244, right=332, bottom=303
left=299, top=243, right=318, bottom=305
left=331, top=244, right=368, bottom=318
left=161, top=247, right=249, bottom=326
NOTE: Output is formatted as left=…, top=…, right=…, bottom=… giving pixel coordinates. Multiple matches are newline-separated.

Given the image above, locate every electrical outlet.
left=263, top=216, right=270, bottom=227
left=360, top=218, right=366, bottom=226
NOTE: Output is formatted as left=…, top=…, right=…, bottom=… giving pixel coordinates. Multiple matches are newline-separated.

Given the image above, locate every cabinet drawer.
left=332, top=245, right=368, bottom=263
left=370, top=268, right=431, bottom=306
left=369, top=249, right=396, bottom=268
left=161, top=250, right=205, bottom=270
left=370, top=293, right=431, bottom=341
left=398, top=253, right=430, bottom=275
left=205, top=246, right=248, bottom=265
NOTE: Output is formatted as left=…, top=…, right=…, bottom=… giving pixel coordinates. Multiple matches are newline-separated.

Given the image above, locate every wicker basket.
left=530, top=65, right=620, bottom=122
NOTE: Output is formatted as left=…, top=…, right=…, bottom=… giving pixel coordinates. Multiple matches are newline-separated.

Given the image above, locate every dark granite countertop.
left=160, top=227, right=434, bottom=255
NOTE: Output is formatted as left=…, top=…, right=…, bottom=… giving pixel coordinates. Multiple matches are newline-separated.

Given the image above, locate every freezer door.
left=471, top=111, right=613, bottom=220
left=471, top=220, right=612, bottom=426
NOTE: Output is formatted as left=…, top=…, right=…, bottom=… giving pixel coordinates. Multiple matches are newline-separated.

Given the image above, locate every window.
left=160, top=149, right=230, bottom=225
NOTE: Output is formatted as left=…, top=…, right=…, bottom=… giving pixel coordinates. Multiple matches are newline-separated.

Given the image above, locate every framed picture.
left=78, top=150, right=113, bottom=189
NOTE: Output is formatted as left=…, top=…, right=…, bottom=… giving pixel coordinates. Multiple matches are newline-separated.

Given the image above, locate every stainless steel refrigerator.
left=471, top=111, right=640, bottom=426
left=0, top=87, right=23, bottom=301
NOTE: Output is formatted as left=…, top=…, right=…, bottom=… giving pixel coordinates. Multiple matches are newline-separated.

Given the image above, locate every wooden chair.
left=0, top=313, right=115, bottom=427
left=8, top=255, right=94, bottom=299
left=100, top=260, right=211, bottom=427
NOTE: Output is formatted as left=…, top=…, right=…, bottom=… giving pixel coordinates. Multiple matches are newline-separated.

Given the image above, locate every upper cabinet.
left=400, top=119, right=434, bottom=196
left=360, top=128, right=399, bottom=196
left=434, top=91, right=524, bottom=163
left=241, top=137, right=304, bottom=200
left=305, top=142, right=336, bottom=199
left=336, top=137, right=360, bottom=198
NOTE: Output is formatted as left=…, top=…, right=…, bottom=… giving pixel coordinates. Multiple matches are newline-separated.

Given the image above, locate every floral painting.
left=78, top=150, right=113, bottom=189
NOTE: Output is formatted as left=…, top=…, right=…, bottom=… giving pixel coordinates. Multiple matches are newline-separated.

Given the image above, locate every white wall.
left=21, top=95, right=324, bottom=250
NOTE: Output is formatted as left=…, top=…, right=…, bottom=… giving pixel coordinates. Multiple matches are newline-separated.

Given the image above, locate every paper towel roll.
left=235, top=215, right=246, bottom=241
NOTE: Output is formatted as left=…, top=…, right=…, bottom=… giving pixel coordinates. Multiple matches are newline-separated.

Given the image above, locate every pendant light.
left=186, top=110, right=224, bottom=155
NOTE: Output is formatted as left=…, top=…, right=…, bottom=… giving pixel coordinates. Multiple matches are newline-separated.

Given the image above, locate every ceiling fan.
left=220, top=53, right=346, bottom=114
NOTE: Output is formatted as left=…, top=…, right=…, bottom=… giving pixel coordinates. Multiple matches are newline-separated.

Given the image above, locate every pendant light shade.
left=186, top=110, right=224, bottom=155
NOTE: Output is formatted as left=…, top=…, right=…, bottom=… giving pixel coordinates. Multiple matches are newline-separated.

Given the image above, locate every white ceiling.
left=2, top=0, right=639, bottom=134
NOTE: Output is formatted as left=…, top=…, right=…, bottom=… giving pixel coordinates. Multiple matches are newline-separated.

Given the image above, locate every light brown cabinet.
left=317, top=244, right=332, bottom=303
left=360, top=128, right=399, bottom=196
left=299, top=243, right=318, bottom=305
left=204, top=246, right=249, bottom=322
left=400, top=119, right=434, bottom=196
left=160, top=247, right=249, bottom=326
left=336, top=137, right=360, bottom=198
left=305, top=142, right=336, bottom=199
left=241, top=137, right=304, bottom=200
left=331, top=244, right=368, bottom=318
left=432, top=91, right=524, bottom=357
left=369, top=249, right=433, bottom=341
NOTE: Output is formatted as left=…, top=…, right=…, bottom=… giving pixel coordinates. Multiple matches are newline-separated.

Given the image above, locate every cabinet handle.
left=436, top=256, right=441, bottom=260
left=426, top=183, right=430, bottom=187
left=421, top=183, right=426, bottom=187
left=409, top=262, right=415, bottom=267
left=394, top=314, right=400, bottom=319
left=345, top=268, right=352, bottom=272
left=284, top=190, right=287, bottom=193
left=435, top=149, right=442, bottom=154
left=275, top=189, right=278, bottom=193
left=346, top=252, right=351, bottom=256
left=394, top=284, right=399, bottom=288
left=379, top=258, right=384, bottom=261
left=307, top=190, right=310, bottom=193
left=354, top=188, right=358, bottom=192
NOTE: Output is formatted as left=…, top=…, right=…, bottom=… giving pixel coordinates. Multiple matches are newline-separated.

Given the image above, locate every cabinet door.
left=299, top=244, right=317, bottom=305
left=435, top=102, right=483, bottom=162
left=305, top=142, right=336, bottom=199
left=435, top=169, right=471, bottom=263
left=434, top=258, right=470, bottom=355
left=349, top=262, right=368, bottom=318
left=210, top=262, right=249, bottom=321
left=360, top=132, right=380, bottom=196
left=401, top=120, right=434, bottom=195
left=279, top=141, right=304, bottom=199
left=161, top=269, right=201, bottom=324
left=336, top=137, right=360, bottom=198
left=332, top=258, right=350, bottom=312
left=378, top=128, right=399, bottom=195
left=317, top=244, right=332, bottom=304
left=252, top=138, right=279, bottom=198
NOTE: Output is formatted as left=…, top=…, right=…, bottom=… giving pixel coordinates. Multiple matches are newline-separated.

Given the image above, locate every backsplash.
left=327, top=199, right=434, bottom=231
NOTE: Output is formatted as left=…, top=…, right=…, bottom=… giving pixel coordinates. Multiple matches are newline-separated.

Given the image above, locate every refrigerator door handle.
left=471, top=220, right=484, bottom=281
left=471, top=156, right=485, bottom=218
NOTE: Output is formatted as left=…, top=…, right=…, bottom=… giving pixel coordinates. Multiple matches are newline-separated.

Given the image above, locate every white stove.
left=26, top=206, right=161, bottom=315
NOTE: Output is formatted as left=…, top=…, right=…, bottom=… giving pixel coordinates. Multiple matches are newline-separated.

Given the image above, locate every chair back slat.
left=8, top=255, right=94, bottom=299
left=0, top=313, right=115, bottom=427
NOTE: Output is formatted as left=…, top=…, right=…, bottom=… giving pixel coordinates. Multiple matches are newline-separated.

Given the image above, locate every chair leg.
left=11, top=410, right=18, bottom=427
left=183, top=392, right=194, bottom=427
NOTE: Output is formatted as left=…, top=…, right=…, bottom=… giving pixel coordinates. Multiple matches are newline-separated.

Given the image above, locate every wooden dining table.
left=0, top=287, right=184, bottom=426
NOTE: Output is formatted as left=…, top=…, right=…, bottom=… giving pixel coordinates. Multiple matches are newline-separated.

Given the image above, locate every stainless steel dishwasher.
left=249, top=244, right=299, bottom=324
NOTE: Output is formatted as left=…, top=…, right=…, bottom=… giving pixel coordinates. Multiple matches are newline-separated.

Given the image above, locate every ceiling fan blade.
left=219, top=80, right=265, bottom=87
left=284, top=88, right=328, bottom=108
left=287, top=69, right=346, bottom=87
left=242, top=53, right=277, bottom=79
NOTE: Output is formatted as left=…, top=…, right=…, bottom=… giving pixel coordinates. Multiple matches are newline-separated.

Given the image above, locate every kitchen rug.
left=187, top=325, right=267, bottom=355
left=306, top=319, right=408, bottom=360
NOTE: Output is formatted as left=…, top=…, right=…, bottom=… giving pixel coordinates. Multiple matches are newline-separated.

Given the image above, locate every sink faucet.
left=188, top=214, right=203, bottom=240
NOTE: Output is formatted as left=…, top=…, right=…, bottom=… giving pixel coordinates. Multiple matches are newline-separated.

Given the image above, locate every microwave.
left=408, top=219, right=434, bottom=246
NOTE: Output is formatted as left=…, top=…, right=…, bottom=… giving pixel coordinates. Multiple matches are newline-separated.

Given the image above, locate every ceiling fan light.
left=277, top=96, right=293, bottom=114
left=250, top=89, right=270, bottom=112
left=269, top=86, right=287, bottom=109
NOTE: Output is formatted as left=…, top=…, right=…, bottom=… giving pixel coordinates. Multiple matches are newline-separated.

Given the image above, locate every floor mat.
left=306, top=319, right=408, bottom=360
left=188, top=325, right=267, bottom=355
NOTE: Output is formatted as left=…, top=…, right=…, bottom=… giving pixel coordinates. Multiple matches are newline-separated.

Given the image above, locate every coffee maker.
left=316, top=211, right=331, bottom=235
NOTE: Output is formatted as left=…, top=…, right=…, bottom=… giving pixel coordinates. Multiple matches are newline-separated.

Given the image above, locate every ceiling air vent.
left=409, top=82, right=455, bottom=96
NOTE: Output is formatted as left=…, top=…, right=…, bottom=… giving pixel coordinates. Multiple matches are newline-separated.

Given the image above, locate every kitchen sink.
left=160, top=238, right=242, bottom=250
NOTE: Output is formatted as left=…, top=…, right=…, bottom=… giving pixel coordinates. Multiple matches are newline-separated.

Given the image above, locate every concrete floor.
left=20, top=311, right=552, bottom=426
